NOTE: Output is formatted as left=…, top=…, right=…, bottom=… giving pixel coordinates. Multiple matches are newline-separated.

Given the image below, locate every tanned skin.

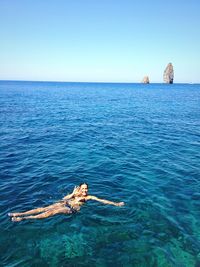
left=8, top=183, right=124, bottom=222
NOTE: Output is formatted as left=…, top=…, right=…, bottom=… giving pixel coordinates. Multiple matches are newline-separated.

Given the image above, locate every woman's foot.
left=8, top=212, right=21, bottom=217
left=11, top=217, right=23, bottom=222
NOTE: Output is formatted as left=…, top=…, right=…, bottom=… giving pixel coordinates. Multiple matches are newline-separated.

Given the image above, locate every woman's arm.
left=87, top=195, right=124, bottom=207
left=63, top=186, right=80, bottom=200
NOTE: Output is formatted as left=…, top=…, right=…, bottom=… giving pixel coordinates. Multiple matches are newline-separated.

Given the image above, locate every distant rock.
left=163, top=63, right=174, bottom=83
left=142, top=76, right=150, bottom=84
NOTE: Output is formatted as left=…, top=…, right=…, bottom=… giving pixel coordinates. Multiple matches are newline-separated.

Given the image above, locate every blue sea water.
left=0, top=81, right=200, bottom=266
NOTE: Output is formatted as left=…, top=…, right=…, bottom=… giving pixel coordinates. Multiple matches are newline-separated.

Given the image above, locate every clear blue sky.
left=0, top=0, right=200, bottom=83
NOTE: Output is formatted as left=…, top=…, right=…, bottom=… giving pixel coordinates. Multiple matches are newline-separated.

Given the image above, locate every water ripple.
left=0, top=81, right=200, bottom=266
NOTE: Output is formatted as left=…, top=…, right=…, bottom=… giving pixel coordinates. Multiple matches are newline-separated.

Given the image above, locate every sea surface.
left=0, top=81, right=200, bottom=267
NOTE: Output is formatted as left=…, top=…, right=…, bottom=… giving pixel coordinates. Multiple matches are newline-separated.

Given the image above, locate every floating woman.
left=8, top=183, right=125, bottom=222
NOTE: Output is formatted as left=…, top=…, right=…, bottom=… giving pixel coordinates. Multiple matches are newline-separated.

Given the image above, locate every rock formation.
left=163, top=63, right=174, bottom=83
left=142, top=76, right=150, bottom=84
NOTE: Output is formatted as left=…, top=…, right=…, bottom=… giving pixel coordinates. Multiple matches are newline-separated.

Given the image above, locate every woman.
left=8, top=183, right=124, bottom=222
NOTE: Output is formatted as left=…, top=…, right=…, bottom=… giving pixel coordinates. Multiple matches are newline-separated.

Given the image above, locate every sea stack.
left=142, top=76, right=150, bottom=84
left=163, top=63, right=174, bottom=84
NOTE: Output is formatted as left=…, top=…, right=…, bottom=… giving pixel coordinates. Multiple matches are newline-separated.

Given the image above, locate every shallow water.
left=0, top=81, right=200, bottom=266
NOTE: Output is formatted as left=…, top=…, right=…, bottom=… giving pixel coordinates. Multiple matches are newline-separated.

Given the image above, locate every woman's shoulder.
left=85, top=195, right=97, bottom=200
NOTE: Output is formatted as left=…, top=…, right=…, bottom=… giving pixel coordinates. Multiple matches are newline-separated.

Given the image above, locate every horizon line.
left=0, top=79, right=198, bottom=85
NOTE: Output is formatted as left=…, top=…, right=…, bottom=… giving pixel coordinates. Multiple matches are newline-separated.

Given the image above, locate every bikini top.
left=74, top=197, right=86, bottom=203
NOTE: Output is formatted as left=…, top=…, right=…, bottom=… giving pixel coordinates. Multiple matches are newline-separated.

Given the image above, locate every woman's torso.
left=66, top=196, right=86, bottom=211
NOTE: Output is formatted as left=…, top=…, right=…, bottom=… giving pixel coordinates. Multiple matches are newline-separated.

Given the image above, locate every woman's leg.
left=12, top=207, right=72, bottom=222
left=8, top=203, right=63, bottom=217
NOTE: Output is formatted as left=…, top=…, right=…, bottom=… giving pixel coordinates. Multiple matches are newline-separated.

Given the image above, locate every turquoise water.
left=0, top=81, right=200, bottom=266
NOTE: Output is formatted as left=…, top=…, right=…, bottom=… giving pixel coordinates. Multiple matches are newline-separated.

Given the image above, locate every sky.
left=0, top=0, right=200, bottom=83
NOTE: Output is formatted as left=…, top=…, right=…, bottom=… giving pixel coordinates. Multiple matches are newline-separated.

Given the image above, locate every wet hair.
left=79, top=183, right=88, bottom=188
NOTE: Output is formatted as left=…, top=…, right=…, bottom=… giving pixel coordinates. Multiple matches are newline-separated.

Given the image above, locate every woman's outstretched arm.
left=87, top=195, right=124, bottom=206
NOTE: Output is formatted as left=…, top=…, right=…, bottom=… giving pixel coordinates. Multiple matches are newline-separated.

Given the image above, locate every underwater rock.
left=153, top=247, right=172, bottom=267
left=39, top=233, right=92, bottom=266
left=62, top=233, right=91, bottom=258
left=40, top=237, right=62, bottom=266
left=153, top=238, right=196, bottom=267
left=142, top=76, right=150, bottom=83
left=168, top=238, right=195, bottom=266
left=163, top=63, right=174, bottom=84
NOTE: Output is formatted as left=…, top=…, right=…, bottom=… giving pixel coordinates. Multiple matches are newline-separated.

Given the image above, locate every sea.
left=0, top=81, right=200, bottom=267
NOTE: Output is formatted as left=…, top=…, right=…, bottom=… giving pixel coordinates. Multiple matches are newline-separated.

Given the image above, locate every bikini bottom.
left=65, top=203, right=77, bottom=214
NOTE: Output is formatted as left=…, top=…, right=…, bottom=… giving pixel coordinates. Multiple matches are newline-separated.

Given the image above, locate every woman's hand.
left=62, top=185, right=80, bottom=200
left=72, top=186, right=80, bottom=196
left=116, top=202, right=125, bottom=207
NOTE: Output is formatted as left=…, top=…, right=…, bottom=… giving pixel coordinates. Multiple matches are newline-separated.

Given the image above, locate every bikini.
left=65, top=203, right=77, bottom=213
left=64, top=198, right=85, bottom=213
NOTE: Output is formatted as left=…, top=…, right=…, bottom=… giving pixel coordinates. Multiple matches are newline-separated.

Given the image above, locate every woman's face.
left=80, top=184, right=88, bottom=196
